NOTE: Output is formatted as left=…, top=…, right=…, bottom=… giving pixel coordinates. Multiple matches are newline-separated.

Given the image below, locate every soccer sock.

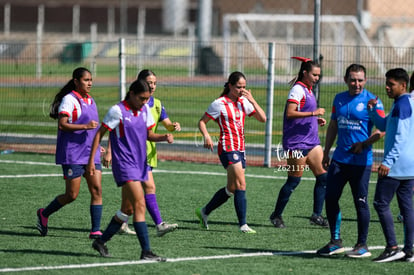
left=145, top=194, right=162, bottom=225
left=205, top=187, right=231, bottom=215
left=90, top=204, right=102, bottom=232
left=42, top=197, right=64, bottom=218
left=313, top=173, right=327, bottom=216
left=133, top=221, right=151, bottom=252
left=273, top=176, right=301, bottom=217
left=101, top=216, right=122, bottom=243
left=234, top=190, right=247, bottom=226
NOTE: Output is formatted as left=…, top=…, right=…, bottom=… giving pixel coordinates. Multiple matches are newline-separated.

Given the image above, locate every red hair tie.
left=291, top=56, right=311, bottom=62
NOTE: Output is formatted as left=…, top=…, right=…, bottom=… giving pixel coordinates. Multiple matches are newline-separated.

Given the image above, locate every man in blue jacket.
left=368, top=68, right=414, bottom=263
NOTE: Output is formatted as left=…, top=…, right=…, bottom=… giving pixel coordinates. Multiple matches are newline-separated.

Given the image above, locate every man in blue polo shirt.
left=317, top=64, right=385, bottom=258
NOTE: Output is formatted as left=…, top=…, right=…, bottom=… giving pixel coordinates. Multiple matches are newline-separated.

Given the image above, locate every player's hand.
left=87, top=163, right=96, bottom=176
left=86, top=120, right=99, bottom=129
left=314, top=108, right=325, bottom=116
left=102, top=150, right=112, bottom=168
left=322, top=153, right=330, bottom=170
left=204, top=136, right=214, bottom=151
left=378, top=164, right=390, bottom=178
left=317, top=117, right=326, bottom=126
left=367, top=98, right=377, bottom=110
left=173, top=122, right=181, bottom=131
left=165, top=134, right=174, bottom=144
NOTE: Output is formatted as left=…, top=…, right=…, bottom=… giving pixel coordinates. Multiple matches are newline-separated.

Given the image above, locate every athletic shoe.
left=317, top=239, right=345, bottom=256
left=372, top=247, right=405, bottom=263
left=36, top=208, right=48, bottom=236
left=346, top=244, right=372, bottom=258
left=89, top=231, right=103, bottom=239
left=397, top=213, right=404, bottom=223
left=156, top=222, right=178, bottom=237
left=118, top=223, right=136, bottom=235
left=195, top=207, right=209, bottom=230
left=269, top=214, right=286, bottom=228
left=239, top=224, right=256, bottom=234
left=402, top=250, right=414, bottom=262
left=92, top=239, right=111, bottom=257
left=309, top=215, right=329, bottom=227
left=140, top=250, right=167, bottom=262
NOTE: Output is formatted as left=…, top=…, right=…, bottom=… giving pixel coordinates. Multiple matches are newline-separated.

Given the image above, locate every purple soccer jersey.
left=282, top=82, right=320, bottom=150
left=102, top=101, right=155, bottom=185
left=55, top=91, right=100, bottom=165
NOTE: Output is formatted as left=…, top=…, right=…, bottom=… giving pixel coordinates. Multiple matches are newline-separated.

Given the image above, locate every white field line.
left=0, top=246, right=390, bottom=273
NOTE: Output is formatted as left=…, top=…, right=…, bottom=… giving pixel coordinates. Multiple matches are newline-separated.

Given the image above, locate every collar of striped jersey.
left=223, top=94, right=242, bottom=103
left=72, top=90, right=91, bottom=103
left=122, top=100, right=141, bottom=116
left=296, top=81, right=313, bottom=92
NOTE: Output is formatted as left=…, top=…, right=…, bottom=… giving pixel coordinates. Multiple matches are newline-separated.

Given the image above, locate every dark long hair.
left=126, top=79, right=150, bottom=101
left=289, top=60, right=320, bottom=87
left=49, top=67, right=91, bottom=119
left=220, top=71, right=246, bottom=97
left=137, top=69, right=156, bottom=81
left=124, top=69, right=156, bottom=100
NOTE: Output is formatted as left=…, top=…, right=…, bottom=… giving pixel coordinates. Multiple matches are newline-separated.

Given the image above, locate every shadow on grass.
left=0, top=248, right=98, bottom=258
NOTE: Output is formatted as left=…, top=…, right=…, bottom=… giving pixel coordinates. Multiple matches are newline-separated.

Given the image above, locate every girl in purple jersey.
left=36, top=67, right=103, bottom=239
left=88, top=80, right=173, bottom=261
left=269, top=57, right=328, bottom=228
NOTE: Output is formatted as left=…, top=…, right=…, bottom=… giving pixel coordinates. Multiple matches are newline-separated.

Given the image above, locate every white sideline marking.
left=0, top=246, right=390, bottom=272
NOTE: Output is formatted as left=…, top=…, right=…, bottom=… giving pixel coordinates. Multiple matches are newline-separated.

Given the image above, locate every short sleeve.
left=102, top=105, right=122, bottom=130
left=145, top=104, right=155, bottom=129
left=58, top=94, right=76, bottom=117
left=287, top=85, right=305, bottom=105
left=206, top=99, right=221, bottom=120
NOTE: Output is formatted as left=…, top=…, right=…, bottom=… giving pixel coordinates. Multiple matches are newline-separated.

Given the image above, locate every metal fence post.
left=264, top=42, right=275, bottom=167
left=119, top=38, right=126, bottom=101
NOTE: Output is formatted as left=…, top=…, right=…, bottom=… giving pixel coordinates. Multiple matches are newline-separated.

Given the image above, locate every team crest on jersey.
left=356, top=102, right=365, bottom=112
left=68, top=169, right=73, bottom=177
left=233, top=153, right=239, bottom=161
left=235, top=110, right=240, bottom=118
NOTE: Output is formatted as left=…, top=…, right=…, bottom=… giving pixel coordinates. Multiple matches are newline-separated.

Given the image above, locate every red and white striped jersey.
left=205, top=95, right=256, bottom=154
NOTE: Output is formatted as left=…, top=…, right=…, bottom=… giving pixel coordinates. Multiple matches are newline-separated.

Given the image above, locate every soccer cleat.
left=156, top=222, right=178, bottom=237
left=89, top=231, right=103, bottom=239
left=309, top=215, right=329, bottom=227
left=269, top=214, right=286, bottom=228
left=118, top=223, right=136, bottom=235
left=372, top=247, right=405, bottom=263
left=140, top=250, right=167, bottom=262
left=317, top=239, right=345, bottom=256
left=92, top=239, right=111, bottom=257
left=239, top=224, right=256, bottom=234
left=36, top=208, right=48, bottom=236
left=195, top=207, right=209, bottom=230
left=346, top=244, right=372, bottom=258
left=402, top=250, right=414, bottom=262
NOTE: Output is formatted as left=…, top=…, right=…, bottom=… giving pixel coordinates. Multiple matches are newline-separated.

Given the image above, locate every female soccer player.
left=196, top=71, right=266, bottom=233
left=88, top=79, right=173, bottom=261
left=37, top=67, right=103, bottom=239
left=111, top=69, right=180, bottom=237
left=269, top=57, right=328, bottom=228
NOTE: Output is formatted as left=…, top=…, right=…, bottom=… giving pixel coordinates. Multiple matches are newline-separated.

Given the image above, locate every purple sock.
left=145, top=194, right=162, bottom=225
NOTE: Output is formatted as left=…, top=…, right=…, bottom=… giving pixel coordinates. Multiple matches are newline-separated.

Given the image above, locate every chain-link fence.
left=1, top=0, right=414, bottom=166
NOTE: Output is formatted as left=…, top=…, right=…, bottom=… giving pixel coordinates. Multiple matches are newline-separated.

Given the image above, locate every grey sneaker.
left=346, top=244, right=372, bottom=258
left=118, top=223, right=136, bottom=235
left=156, top=222, right=178, bottom=237
left=269, top=214, right=286, bottom=228
left=195, top=207, right=209, bottom=229
left=140, top=250, right=167, bottom=262
left=92, top=239, right=111, bottom=257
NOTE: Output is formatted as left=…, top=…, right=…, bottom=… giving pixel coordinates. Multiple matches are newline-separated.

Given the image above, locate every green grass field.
left=0, top=152, right=410, bottom=274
